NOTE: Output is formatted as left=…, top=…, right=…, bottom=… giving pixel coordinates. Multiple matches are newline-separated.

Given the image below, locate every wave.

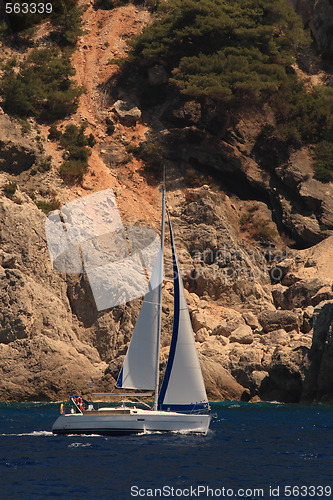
left=68, top=442, right=92, bottom=448
left=0, top=430, right=54, bottom=437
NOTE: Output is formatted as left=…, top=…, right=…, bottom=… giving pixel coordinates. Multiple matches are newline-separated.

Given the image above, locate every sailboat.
left=52, top=185, right=211, bottom=435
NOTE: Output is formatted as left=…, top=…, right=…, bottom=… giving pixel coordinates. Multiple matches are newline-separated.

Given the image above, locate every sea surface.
left=0, top=402, right=332, bottom=500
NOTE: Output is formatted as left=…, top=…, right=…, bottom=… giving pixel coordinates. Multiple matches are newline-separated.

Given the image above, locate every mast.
left=153, top=173, right=166, bottom=411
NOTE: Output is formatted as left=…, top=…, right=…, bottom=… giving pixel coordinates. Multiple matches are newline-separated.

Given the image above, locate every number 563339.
left=5, top=3, right=53, bottom=14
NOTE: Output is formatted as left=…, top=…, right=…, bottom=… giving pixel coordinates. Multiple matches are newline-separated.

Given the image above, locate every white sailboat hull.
left=52, top=409, right=211, bottom=436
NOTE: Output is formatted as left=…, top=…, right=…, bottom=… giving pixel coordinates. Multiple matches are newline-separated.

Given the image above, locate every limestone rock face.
left=289, top=0, right=333, bottom=55
left=0, top=114, right=38, bottom=174
left=302, top=302, right=333, bottom=402
left=200, top=354, right=246, bottom=401
left=0, top=194, right=124, bottom=400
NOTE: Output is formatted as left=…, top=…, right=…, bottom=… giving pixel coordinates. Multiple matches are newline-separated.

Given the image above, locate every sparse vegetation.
left=1, top=48, right=83, bottom=122
left=59, top=160, right=89, bottom=181
left=127, top=144, right=142, bottom=155
left=240, top=206, right=277, bottom=242
left=48, top=124, right=95, bottom=182
left=105, top=117, right=116, bottom=135
left=3, top=181, right=18, bottom=194
left=39, top=158, right=52, bottom=172
left=19, top=119, right=31, bottom=135
left=313, top=141, right=333, bottom=183
left=184, top=168, right=214, bottom=188
left=141, top=142, right=164, bottom=172
left=36, top=199, right=61, bottom=214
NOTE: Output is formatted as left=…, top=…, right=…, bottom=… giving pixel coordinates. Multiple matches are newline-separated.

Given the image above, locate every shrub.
left=127, top=0, right=309, bottom=104
left=184, top=168, right=213, bottom=188
left=105, top=117, right=115, bottom=135
left=52, top=6, right=87, bottom=47
left=20, top=119, right=31, bottom=135
left=127, top=144, right=142, bottom=155
left=36, top=199, right=61, bottom=214
left=39, top=159, right=52, bottom=172
left=1, top=48, right=83, bottom=121
left=142, top=142, right=163, bottom=172
left=3, top=181, right=18, bottom=194
left=59, top=160, right=88, bottom=181
left=48, top=125, right=62, bottom=141
left=87, top=133, right=96, bottom=147
left=313, top=141, right=333, bottom=182
left=106, top=123, right=115, bottom=135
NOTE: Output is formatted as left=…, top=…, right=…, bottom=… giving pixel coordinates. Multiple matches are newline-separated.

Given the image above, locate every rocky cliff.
left=1, top=1, right=333, bottom=403
left=289, top=0, right=333, bottom=57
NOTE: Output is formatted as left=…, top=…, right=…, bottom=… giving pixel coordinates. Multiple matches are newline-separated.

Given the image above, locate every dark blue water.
left=0, top=402, right=332, bottom=499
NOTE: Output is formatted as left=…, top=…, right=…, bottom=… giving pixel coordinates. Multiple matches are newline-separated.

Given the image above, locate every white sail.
left=116, top=248, right=163, bottom=390
left=158, top=212, right=209, bottom=412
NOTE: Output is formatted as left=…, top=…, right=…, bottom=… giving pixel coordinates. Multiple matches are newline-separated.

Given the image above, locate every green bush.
left=127, top=144, right=142, bottom=155
left=1, top=48, right=82, bottom=121
left=39, top=159, right=52, bottom=172
left=48, top=125, right=62, bottom=141
left=127, top=0, right=309, bottom=104
left=49, top=123, right=94, bottom=182
left=3, top=181, right=18, bottom=194
left=52, top=6, right=87, bottom=47
left=106, top=123, right=115, bottom=135
left=313, top=141, right=333, bottom=183
left=142, top=142, right=163, bottom=171
left=4, top=0, right=79, bottom=34
left=59, top=160, right=88, bottom=181
left=36, top=199, right=61, bottom=214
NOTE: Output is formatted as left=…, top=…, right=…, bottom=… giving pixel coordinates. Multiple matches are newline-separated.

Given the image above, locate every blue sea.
left=0, top=402, right=332, bottom=500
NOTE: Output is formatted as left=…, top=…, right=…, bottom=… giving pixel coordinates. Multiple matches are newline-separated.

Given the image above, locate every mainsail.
left=158, top=210, right=209, bottom=412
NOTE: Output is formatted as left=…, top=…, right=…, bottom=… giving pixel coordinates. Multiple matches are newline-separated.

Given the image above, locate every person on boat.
left=76, top=396, right=84, bottom=413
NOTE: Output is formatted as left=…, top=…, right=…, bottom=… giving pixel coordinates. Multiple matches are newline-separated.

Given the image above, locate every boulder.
left=258, top=310, right=300, bottom=333
left=268, top=328, right=291, bottom=346
left=112, top=100, right=141, bottom=126
left=229, top=324, right=254, bottom=344
left=0, top=250, right=17, bottom=268
left=212, top=315, right=245, bottom=338
left=242, top=311, right=260, bottom=329
left=0, top=335, right=107, bottom=401
left=250, top=370, right=269, bottom=392
left=195, top=327, right=209, bottom=343
left=284, top=278, right=329, bottom=309
left=200, top=354, right=246, bottom=400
